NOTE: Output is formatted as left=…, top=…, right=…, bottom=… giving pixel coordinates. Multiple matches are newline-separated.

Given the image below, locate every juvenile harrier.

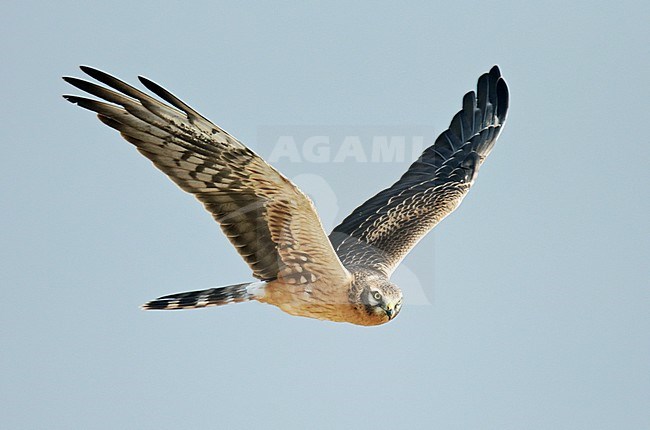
left=63, top=66, right=508, bottom=326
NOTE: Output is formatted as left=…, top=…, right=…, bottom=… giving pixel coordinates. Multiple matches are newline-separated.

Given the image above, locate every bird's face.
left=361, top=283, right=403, bottom=323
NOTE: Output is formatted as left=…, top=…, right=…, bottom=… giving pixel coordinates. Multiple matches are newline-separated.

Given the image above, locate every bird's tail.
left=141, top=281, right=265, bottom=310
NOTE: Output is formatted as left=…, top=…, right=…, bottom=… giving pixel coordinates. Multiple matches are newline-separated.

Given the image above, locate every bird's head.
left=360, top=282, right=403, bottom=324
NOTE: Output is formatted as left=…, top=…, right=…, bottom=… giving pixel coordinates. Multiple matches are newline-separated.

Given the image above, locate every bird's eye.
left=372, top=291, right=382, bottom=301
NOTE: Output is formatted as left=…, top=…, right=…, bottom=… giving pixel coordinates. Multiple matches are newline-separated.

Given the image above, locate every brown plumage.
left=63, top=65, right=509, bottom=326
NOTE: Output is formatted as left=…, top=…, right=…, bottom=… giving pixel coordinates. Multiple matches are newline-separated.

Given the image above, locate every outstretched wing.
left=329, top=66, right=509, bottom=276
left=64, top=67, right=350, bottom=288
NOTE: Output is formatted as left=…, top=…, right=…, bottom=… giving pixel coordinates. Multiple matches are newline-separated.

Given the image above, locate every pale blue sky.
left=2, top=1, right=649, bottom=429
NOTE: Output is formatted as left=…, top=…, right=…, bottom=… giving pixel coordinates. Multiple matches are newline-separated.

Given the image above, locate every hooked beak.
left=385, top=304, right=395, bottom=320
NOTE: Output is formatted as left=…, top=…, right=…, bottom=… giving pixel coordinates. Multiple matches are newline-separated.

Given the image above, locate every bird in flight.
left=63, top=65, right=508, bottom=326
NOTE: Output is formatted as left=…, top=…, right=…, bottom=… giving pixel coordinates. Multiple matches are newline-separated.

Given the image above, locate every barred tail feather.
left=142, top=282, right=265, bottom=310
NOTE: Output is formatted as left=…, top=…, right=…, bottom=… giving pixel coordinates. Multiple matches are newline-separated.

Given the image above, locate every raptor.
left=63, top=66, right=509, bottom=326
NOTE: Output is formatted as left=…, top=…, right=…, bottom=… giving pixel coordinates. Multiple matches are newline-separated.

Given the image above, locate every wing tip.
left=137, top=75, right=168, bottom=100
left=62, top=94, right=77, bottom=103
left=61, top=75, right=79, bottom=85
left=489, top=64, right=502, bottom=79
left=79, top=64, right=107, bottom=79
left=137, top=75, right=155, bottom=88
left=480, top=64, right=509, bottom=122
